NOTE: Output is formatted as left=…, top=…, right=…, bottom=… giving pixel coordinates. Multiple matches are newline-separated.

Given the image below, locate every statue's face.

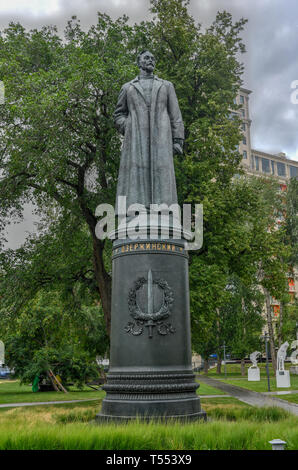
left=138, top=51, right=156, bottom=73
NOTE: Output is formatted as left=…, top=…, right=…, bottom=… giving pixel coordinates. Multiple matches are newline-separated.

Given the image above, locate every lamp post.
left=263, top=332, right=271, bottom=392
left=222, top=342, right=227, bottom=379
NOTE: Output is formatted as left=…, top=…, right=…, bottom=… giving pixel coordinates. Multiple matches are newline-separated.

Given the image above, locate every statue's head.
left=137, top=50, right=156, bottom=73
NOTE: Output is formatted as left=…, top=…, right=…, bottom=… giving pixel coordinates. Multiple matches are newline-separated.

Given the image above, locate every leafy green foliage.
left=0, top=1, right=294, bottom=371
left=1, top=289, right=108, bottom=386
left=0, top=1, right=247, bottom=337
left=285, top=178, right=298, bottom=265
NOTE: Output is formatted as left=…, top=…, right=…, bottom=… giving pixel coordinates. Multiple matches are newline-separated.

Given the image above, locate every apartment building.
left=236, top=87, right=298, bottom=180
left=236, top=87, right=298, bottom=320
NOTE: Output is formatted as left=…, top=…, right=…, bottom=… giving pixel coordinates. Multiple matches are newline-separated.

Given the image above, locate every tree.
left=278, top=178, right=298, bottom=345
left=222, top=275, right=264, bottom=376
left=0, top=1, right=248, bottom=338
left=0, top=283, right=109, bottom=386
left=0, top=218, right=109, bottom=385
left=1, top=2, right=294, bottom=380
left=285, top=178, right=298, bottom=266
left=0, top=16, right=136, bottom=335
left=256, top=178, right=293, bottom=371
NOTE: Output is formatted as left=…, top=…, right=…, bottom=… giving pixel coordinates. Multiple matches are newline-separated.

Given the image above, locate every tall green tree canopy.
left=0, top=0, right=248, bottom=337
left=1, top=287, right=108, bottom=386
left=0, top=0, right=293, bottom=368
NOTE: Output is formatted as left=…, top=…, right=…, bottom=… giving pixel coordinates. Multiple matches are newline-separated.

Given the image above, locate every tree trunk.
left=78, top=171, right=112, bottom=337
left=264, top=289, right=277, bottom=373
left=216, top=356, right=222, bottom=374
left=203, top=358, right=209, bottom=375
left=240, top=358, right=246, bottom=376
left=215, top=308, right=222, bottom=374
left=92, top=236, right=112, bottom=336
left=46, top=371, right=60, bottom=392
left=278, top=302, right=284, bottom=348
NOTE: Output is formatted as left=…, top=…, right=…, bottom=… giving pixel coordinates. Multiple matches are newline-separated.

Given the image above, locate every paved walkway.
left=200, top=394, right=231, bottom=398
left=197, top=376, right=298, bottom=416
left=0, top=398, right=100, bottom=409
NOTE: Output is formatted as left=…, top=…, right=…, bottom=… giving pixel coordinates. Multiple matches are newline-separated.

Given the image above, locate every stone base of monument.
left=97, top=372, right=206, bottom=422
left=289, top=366, right=298, bottom=375
left=276, top=370, right=291, bottom=388
left=248, top=367, right=260, bottom=381
left=96, top=238, right=206, bottom=423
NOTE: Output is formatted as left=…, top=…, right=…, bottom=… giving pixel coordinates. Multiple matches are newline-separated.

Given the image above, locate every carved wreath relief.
left=124, top=270, right=175, bottom=339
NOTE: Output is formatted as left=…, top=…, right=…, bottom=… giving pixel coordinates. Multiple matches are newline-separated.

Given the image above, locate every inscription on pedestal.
left=113, top=242, right=187, bottom=259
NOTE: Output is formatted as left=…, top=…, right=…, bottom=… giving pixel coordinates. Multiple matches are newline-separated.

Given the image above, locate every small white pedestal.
left=248, top=367, right=260, bottom=381
left=276, top=370, right=291, bottom=388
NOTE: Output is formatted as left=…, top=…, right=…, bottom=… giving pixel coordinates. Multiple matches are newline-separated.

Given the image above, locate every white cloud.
left=0, top=0, right=61, bottom=16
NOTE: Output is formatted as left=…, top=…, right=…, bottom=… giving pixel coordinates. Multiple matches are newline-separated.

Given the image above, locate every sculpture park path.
left=197, top=375, right=298, bottom=416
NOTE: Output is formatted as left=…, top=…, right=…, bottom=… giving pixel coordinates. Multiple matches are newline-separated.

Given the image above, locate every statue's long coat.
left=113, top=76, right=184, bottom=211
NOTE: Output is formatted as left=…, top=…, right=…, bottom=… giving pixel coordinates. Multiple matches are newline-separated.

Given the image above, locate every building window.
left=240, top=95, right=244, bottom=104
left=289, top=165, right=298, bottom=178
left=255, top=156, right=259, bottom=171
left=242, top=123, right=246, bottom=131
left=243, top=150, right=247, bottom=159
left=261, top=158, right=270, bottom=173
left=288, top=278, right=295, bottom=292
left=241, top=108, right=245, bottom=117
left=277, top=162, right=286, bottom=177
left=273, top=305, right=280, bottom=318
left=243, top=136, right=247, bottom=145
left=271, top=161, right=275, bottom=174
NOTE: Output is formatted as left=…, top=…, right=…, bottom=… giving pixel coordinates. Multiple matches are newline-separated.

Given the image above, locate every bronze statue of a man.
left=113, top=51, right=184, bottom=212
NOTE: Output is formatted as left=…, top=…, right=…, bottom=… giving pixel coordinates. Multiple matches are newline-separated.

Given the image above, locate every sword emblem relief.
left=125, top=269, right=175, bottom=338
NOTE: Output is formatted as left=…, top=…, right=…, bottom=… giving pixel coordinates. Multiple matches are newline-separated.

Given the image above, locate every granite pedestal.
left=96, top=237, right=206, bottom=422
left=276, top=370, right=291, bottom=388
left=248, top=367, right=260, bottom=381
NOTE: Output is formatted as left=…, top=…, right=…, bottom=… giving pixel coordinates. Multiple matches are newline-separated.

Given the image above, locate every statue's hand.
left=115, top=118, right=127, bottom=136
left=173, top=143, right=183, bottom=155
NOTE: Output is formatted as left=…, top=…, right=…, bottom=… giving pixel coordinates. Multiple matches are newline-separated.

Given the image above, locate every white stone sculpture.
left=290, top=340, right=298, bottom=365
left=289, top=340, right=298, bottom=375
left=250, top=351, right=261, bottom=368
left=248, top=350, right=261, bottom=381
left=276, top=341, right=291, bottom=388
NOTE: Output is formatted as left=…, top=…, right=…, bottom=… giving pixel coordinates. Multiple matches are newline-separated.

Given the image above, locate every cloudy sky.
left=1, top=0, right=298, bottom=248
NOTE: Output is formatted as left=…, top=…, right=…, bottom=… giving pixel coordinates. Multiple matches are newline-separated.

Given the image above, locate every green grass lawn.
left=0, top=381, right=297, bottom=450
left=0, top=380, right=105, bottom=404
left=196, top=381, right=227, bottom=396
left=200, top=397, right=247, bottom=407
left=272, top=394, right=298, bottom=404
left=205, top=362, right=293, bottom=378
left=0, top=379, right=225, bottom=404
left=198, top=363, right=298, bottom=393
left=0, top=399, right=297, bottom=450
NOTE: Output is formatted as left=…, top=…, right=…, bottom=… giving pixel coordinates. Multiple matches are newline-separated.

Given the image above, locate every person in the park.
left=113, top=50, right=184, bottom=212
